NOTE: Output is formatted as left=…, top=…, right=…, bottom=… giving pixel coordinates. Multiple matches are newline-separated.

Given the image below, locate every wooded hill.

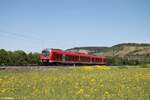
left=67, top=43, right=150, bottom=65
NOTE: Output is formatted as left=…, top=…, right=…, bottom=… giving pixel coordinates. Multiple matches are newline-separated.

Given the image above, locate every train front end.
left=40, top=48, right=51, bottom=65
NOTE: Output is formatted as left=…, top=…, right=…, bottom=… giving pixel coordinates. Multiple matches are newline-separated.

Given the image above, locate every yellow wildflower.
left=104, top=91, right=109, bottom=95
left=100, top=84, right=104, bottom=87
left=95, top=65, right=111, bottom=70
left=90, top=79, right=96, bottom=84
left=0, top=78, right=2, bottom=82
left=1, top=88, right=7, bottom=93
left=76, top=88, right=84, bottom=95
left=81, top=66, right=94, bottom=71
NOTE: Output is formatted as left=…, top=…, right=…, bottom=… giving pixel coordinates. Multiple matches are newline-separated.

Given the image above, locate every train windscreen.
left=42, top=49, right=49, bottom=57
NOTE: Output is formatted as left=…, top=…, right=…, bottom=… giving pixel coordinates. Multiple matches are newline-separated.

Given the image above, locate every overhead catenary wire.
left=0, top=30, right=67, bottom=50
left=0, top=30, right=47, bottom=48
left=0, top=30, right=44, bottom=42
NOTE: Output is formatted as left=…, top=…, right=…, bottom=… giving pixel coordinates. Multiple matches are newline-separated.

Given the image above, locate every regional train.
left=39, top=48, right=107, bottom=65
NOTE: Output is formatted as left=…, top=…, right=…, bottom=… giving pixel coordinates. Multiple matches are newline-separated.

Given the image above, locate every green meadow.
left=0, top=66, right=150, bottom=100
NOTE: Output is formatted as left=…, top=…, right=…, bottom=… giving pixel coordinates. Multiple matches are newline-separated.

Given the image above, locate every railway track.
left=0, top=65, right=81, bottom=71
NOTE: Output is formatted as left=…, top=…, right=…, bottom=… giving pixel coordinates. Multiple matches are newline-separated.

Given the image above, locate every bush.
left=140, top=64, right=150, bottom=68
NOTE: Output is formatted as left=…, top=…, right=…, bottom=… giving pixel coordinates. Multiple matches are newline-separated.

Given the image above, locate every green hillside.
left=66, top=43, right=150, bottom=65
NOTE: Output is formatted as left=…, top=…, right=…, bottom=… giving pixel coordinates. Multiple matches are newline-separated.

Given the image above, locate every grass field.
left=0, top=66, right=150, bottom=100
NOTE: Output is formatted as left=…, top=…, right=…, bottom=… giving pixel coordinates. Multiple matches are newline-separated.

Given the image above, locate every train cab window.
left=42, top=49, right=50, bottom=57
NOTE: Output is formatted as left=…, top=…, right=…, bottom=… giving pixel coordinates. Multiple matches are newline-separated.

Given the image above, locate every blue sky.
left=0, top=0, right=150, bottom=52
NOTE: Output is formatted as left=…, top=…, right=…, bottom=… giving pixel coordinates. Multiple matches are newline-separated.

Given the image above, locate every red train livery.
left=40, top=48, right=107, bottom=65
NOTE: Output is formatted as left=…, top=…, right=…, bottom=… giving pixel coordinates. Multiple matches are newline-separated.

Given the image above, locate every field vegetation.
left=0, top=66, right=150, bottom=100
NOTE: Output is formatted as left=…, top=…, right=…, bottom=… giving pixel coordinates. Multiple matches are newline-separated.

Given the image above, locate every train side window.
left=69, top=55, right=72, bottom=61
left=100, top=58, right=102, bottom=62
left=65, top=55, right=70, bottom=61
left=65, top=55, right=68, bottom=61
left=92, top=58, right=94, bottom=62
left=103, top=58, right=106, bottom=62
left=96, top=58, right=98, bottom=62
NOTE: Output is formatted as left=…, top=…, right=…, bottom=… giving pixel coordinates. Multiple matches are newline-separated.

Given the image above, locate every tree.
left=12, top=50, right=28, bottom=66
left=28, top=52, right=41, bottom=65
left=0, top=49, right=9, bottom=66
left=0, top=49, right=41, bottom=66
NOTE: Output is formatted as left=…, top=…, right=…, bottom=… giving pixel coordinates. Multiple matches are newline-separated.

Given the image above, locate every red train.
left=40, top=48, right=107, bottom=65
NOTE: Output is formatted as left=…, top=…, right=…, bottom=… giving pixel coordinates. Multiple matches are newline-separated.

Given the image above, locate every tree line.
left=107, top=56, right=150, bottom=66
left=0, top=49, right=40, bottom=66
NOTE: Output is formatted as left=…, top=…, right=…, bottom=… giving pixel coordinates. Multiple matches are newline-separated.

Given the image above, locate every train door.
left=62, top=54, right=66, bottom=62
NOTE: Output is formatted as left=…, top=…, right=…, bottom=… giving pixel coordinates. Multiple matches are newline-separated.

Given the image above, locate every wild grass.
left=0, top=66, right=150, bottom=100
